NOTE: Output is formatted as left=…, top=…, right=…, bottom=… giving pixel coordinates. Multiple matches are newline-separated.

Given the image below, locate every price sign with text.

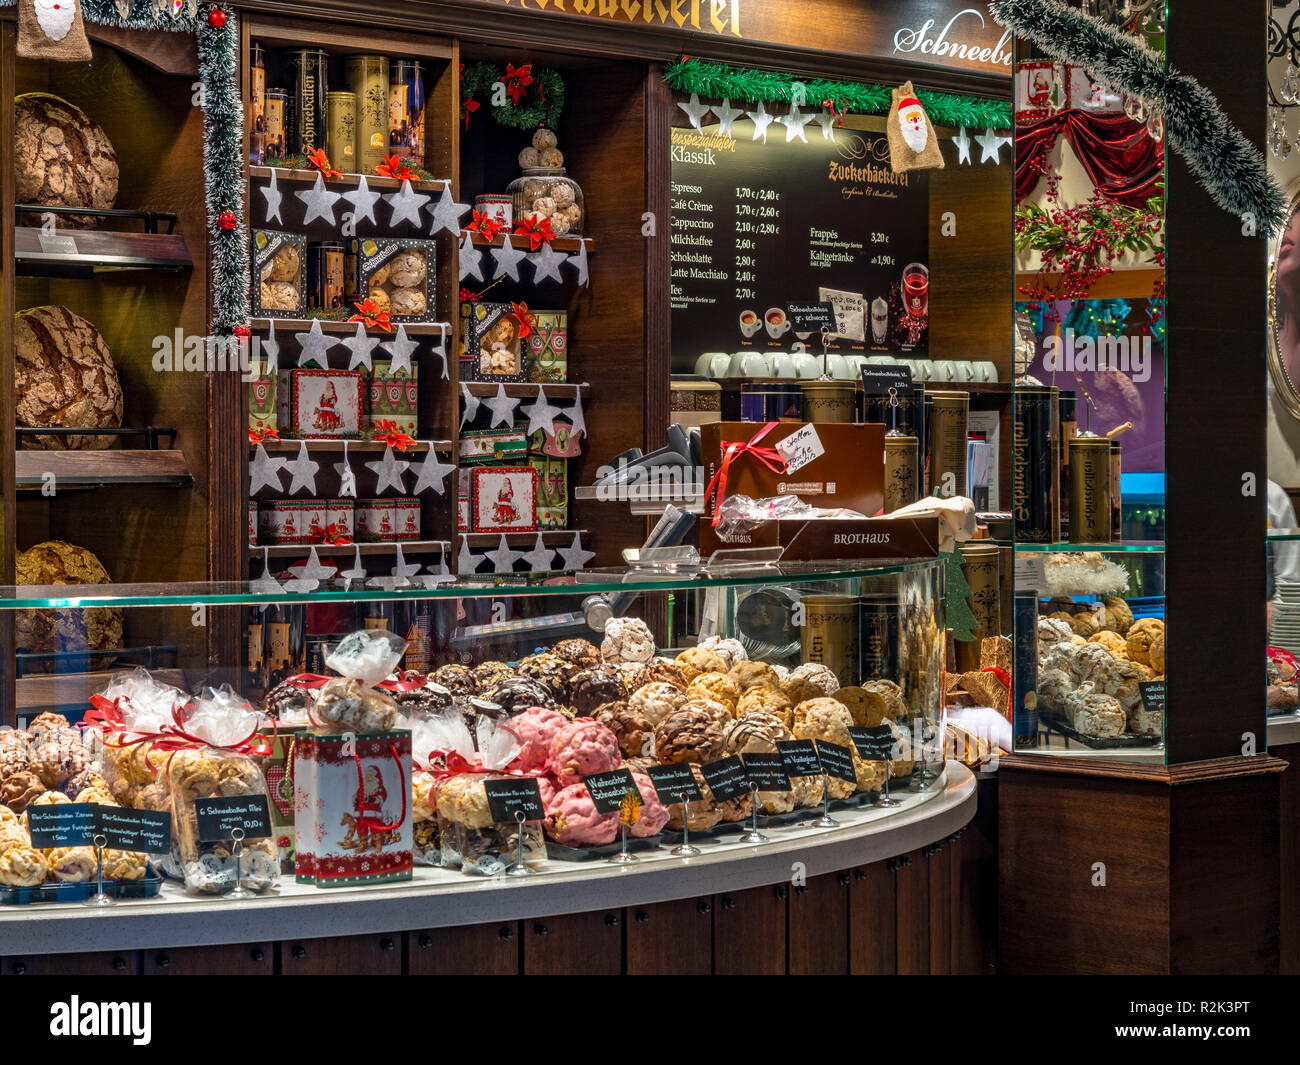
left=95, top=806, right=172, bottom=853
left=741, top=752, right=791, bottom=792
left=700, top=756, right=750, bottom=803
left=775, top=739, right=822, bottom=778
left=860, top=363, right=914, bottom=396
left=484, top=778, right=546, bottom=823
left=26, top=803, right=96, bottom=849
left=787, top=301, right=836, bottom=334
left=583, top=769, right=641, bottom=815
left=196, top=796, right=274, bottom=843
left=815, top=740, right=858, bottom=784
left=646, top=763, right=703, bottom=805
left=775, top=423, right=825, bottom=475
left=849, top=724, right=896, bottom=761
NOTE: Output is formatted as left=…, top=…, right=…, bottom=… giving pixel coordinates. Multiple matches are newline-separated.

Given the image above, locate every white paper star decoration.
left=385, top=179, right=431, bottom=228
left=419, top=552, right=455, bottom=588
left=339, top=545, right=367, bottom=590
left=566, top=239, right=590, bottom=287
left=562, top=396, right=586, bottom=440
left=490, top=235, right=529, bottom=281
left=713, top=97, right=743, bottom=137
left=459, top=230, right=484, bottom=282
left=953, top=126, right=973, bottom=165
left=343, top=174, right=382, bottom=226
left=342, top=320, right=382, bottom=373
left=283, top=546, right=335, bottom=594
left=557, top=531, right=594, bottom=572
left=521, top=386, right=563, bottom=437
left=391, top=543, right=423, bottom=583
left=976, top=127, right=1012, bottom=164
left=457, top=536, right=480, bottom=575
left=365, top=444, right=410, bottom=494
left=486, top=534, right=524, bottom=574
left=431, top=328, right=449, bottom=380
left=381, top=324, right=418, bottom=376
left=295, top=319, right=338, bottom=368
left=529, top=241, right=570, bottom=285
left=521, top=533, right=557, bottom=573
left=460, top=382, right=481, bottom=428
left=427, top=183, right=470, bottom=237
left=249, top=443, right=287, bottom=494
left=814, top=107, right=837, bottom=142
left=284, top=440, right=320, bottom=496
left=781, top=103, right=813, bottom=143
left=249, top=549, right=283, bottom=608
left=258, top=167, right=283, bottom=224
left=296, top=172, right=341, bottom=226
left=485, top=384, right=519, bottom=429
left=410, top=446, right=457, bottom=495
left=677, top=92, right=712, bottom=133
left=260, top=320, right=279, bottom=375
left=334, top=439, right=358, bottom=498
left=748, top=102, right=775, bottom=143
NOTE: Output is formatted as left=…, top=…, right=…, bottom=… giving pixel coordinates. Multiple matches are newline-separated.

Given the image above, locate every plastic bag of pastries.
left=88, top=669, right=188, bottom=807
left=308, top=629, right=407, bottom=734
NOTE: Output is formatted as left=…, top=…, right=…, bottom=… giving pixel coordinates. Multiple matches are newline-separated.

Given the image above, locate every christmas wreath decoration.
left=460, top=61, right=565, bottom=131
left=990, top=0, right=1286, bottom=230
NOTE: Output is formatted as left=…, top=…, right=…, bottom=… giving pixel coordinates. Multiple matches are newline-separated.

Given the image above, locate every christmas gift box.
left=460, top=427, right=528, bottom=466
left=356, top=498, right=395, bottom=542
left=471, top=465, right=537, bottom=533
left=462, top=301, right=528, bottom=382
left=277, top=369, right=365, bottom=439
left=345, top=236, right=436, bottom=322
left=252, top=229, right=307, bottom=318
left=529, top=454, right=568, bottom=529
left=527, top=423, right=583, bottom=459
left=326, top=500, right=354, bottom=541
left=393, top=497, right=421, bottom=541
left=525, top=309, right=567, bottom=383
left=366, top=359, right=419, bottom=438
left=260, top=726, right=306, bottom=872
left=260, top=501, right=306, bottom=544
left=457, top=471, right=470, bottom=532
left=248, top=359, right=277, bottom=437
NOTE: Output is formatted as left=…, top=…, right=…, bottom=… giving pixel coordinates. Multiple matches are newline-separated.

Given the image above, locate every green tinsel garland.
left=991, top=0, right=1286, bottom=230
left=460, top=61, right=565, bottom=131
left=663, top=58, right=1011, bottom=129
left=0, top=0, right=247, bottom=332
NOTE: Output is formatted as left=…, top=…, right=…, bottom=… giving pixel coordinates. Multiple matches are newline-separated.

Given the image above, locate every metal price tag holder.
left=83, top=833, right=113, bottom=908
left=911, top=719, right=939, bottom=789
left=737, top=783, right=769, bottom=845
left=506, top=810, right=534, bottom=878
left=814, top=774, right=838, bottom=829
left=227, top=827, right=255, bottom=900
left=875, top=757, right=901, bottom=809
left=670, top=790, right=701, bottom=857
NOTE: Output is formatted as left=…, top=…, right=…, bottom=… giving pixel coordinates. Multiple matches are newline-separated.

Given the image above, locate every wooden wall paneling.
left=1279, top=744, right=1300, bottom=975
left=1, top=25, right=17, bottom=723
left=142, top=943, right=273, bottom=975
left=953, top=775, right=998, bottom=975
left=788, top=871, right=851, bottom=975
left=894, top=849, right=931, bottom=974
left=926, top=840, right=952, bottom=975
left=714, top=883, right=787, bottom=974
left=849, top=861, right=897, bottom=974
left=643, top=63, right=671, bottom=454
left=522, top=910, right=623, bottom=975
left=625, top=897, right=713, bottom=975
left=280, top=933, right=402, bottom=975
left=3, top=951, right=138, bottom=976
left=409, top=921, right=520, bottom=976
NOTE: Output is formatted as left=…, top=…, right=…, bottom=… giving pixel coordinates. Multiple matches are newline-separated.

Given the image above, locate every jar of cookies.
left=508, top=168, right=584, bottom=237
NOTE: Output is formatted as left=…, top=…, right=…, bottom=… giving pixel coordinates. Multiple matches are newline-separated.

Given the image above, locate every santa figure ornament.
left=19, top=0, right=92, bottom=61
left=887, top=80, right=944, bottom=174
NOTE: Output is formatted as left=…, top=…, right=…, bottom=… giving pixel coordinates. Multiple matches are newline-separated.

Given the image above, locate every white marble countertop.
left=1269, top=712, right=1300, bottom=749
left=0, top=763, right=975, bottom=955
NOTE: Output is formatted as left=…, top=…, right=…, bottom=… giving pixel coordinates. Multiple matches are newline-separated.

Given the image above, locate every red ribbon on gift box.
left=376, top=671, right=430, bottom=693
left=980, top=666, right=1012, bottom=691
left=286, top=673, right=334, bottom=689
left=91, top=697, right=276, bottom=762
left=349, top=742, right=407, bottom=837
left=703, top=420, right=789, bottom=528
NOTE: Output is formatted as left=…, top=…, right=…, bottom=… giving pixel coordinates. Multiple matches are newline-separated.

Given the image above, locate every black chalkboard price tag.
left=646, top=763, right=703, bottom=805
left=195, top=795, right=274, bottom=844
left=583, top=768, right=641, bottom=815
left=484, top=778, right=545, bottom=823
left=775, top=739, right=822, bottom=779
left=849, top=724, right=896, bottom=761
left=787, top=301, right=836, bottom=334
left=741, top=752, right=791, bottom=792
left=700, top=756, right=750, bottom=802
left=1138, top=680, right=1166, bottom=718
left=94, top=805, right=172, bottom=852
left=860, top=362, right=914, bottom=396
left=816, top=740, right=858, bottom=784
left=26, top=803, right=96, bottom=849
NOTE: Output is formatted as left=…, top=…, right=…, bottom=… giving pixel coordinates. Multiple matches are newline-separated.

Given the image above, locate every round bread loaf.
left=15, top=306, right=123, bottom=450
left=16, top=541, right=122, bottom=671
left=15, top=94, right=118, bottom=228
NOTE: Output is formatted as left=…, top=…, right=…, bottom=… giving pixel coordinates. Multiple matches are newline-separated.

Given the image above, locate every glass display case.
left=0, top=557, right=946, bottom=900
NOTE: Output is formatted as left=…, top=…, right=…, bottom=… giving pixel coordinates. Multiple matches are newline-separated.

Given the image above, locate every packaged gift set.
left=345, top=237, right=436, bottom=322
left=460, top=427, right=528, bottom=466
left=355, top=498, right=420, bottom=542
left=292, top=631, right=413, bottom=887
left=461, top=301, right=527, bottom=382
left=252, top=229, right=307, bottom=318
left=277, top=368, right=365, bottom=438
left=470, top=465, right=537, bottom=533
left=258, top=500, right=354, bottom=544
left=529, top=454, right=568, bottom=528
left=525, top=309, right=567, bottom=383
left=366, top=359, right=419, bottom=438
left=248, top=360, right=277, bottom=437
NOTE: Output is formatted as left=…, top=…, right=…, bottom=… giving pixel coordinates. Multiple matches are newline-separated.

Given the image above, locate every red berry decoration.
left=218, top=210, right=238, bottom=231
left=233, top=325, right=251, bottom=339
left=208, top=8, right=227, bottom=28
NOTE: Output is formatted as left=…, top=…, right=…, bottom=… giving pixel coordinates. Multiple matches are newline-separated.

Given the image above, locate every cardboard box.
left=471, top=465, right=537, bottom=533
left=367, top=359, right=418, bottom=438
left=251, top=229, right=307, bottom=318
left=345, top=236, right=436, bottom=322
left=530, top=455, right=568, bottom=528
left=525, top=309, right=567, bottom=383
left=277, top=369, right=365, bottom=439
left=462, top=301, right=527, bottom=382
left=460, top=428, right=528, bottom=465
left=248, top=360, right=277, bottom=436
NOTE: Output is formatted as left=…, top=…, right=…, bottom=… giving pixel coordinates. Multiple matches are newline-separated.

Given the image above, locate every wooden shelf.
left=252, top=439, right=453, bottom=454
left=250, top=166, right=447, bottom=193
left=462, top=381, right=588, bottom=398
left=257, top=539, right=449, bottom=559
left=16, top=669, right=187, bottom=712
left=248, top=318, right=450, bottom=336
left=464, top=231, right=593, bottom=253
left=15, top=450, right=192, bottom=490
left=14, top=225, right=192, bottom=277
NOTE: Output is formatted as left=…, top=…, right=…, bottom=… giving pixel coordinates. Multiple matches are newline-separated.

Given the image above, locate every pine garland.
left=460, top=61, right=565, bottom=131
left=990, top=0, right=1286, bottom=231
left=663, top=58, right=1012, bottom=129
left=0, top=0, right=247, bottom=331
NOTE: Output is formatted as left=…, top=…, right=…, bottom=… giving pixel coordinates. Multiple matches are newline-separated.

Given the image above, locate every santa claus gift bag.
left=887, top=81, right=945, bottom=174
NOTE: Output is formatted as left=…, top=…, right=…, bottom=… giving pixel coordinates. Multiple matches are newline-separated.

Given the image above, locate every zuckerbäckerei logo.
left=892, top=8, right=1013, bottom=68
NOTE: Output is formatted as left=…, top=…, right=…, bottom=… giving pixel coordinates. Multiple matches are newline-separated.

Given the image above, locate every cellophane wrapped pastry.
left=310, top=630, right=407, bottom=733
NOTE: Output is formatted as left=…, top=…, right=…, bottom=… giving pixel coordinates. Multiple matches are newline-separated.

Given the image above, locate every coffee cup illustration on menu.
left=871, top=297, right=889, bottom=344
left=739, top=309, right=761, bottom=337
left=764, top=307, right=791, bottom=338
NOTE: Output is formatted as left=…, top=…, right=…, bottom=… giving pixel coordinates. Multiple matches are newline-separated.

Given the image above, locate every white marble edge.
left=0, top=763, right=976, bottom=957
left=1268, top=712, right=1300, bottom=748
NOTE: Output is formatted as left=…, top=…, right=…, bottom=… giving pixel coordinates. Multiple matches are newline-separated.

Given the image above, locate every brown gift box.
left=699, top=421, right=885, bottom=555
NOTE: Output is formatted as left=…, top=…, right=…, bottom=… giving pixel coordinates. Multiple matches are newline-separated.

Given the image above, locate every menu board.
left=670, top=122, right=930, bottom=372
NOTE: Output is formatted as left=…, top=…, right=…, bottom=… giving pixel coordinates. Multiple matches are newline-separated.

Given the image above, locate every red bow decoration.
left=509, top=301, right=537, bottom=340
left=249, top=426, right=280, bottom=445
left=376, top=153, right=414, bottom=181
left=461, top=98, right=481, bottom=129
left=979, top=666, right=1013, bottom=691
left=421, top=741, right=545, bottom=781
left=512, top=214, right=555, bottom=250
left=467, top=209, right=505, bottom=242
left=704, top=421, right=789, bottom=528
left=94, top=698, right=276, bottom=761
left=372, top=418, right=417, bottom=452
left=286, top=673, right=333, bottom=689
left=502, top=63, right=534, bottom=106
left=377, top=670, right=430, bottom=693
left=306, top=147, right=342, bottom=179
left=312, top=522, right=352, bottom=546
left=822, top=98, right=847, bottom=127
left=349, top=298, right=394, bottom=331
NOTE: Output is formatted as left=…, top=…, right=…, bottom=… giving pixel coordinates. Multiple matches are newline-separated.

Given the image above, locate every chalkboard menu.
left=670, top=122, right=930, bottom=372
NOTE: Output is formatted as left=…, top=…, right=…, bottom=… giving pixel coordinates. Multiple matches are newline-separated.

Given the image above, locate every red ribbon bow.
left=377, top=671, right=430, bottom=693
left=704, top=421, right=789, bottom=528
left=92, top=697, right=276, bottom=762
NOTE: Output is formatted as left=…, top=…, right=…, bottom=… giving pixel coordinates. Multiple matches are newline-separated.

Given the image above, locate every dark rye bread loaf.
left=15, top=94, right=118, bottom=228
left=15, top=540, right=122, bottom=671
left=15, top=306, right=123, bottom=450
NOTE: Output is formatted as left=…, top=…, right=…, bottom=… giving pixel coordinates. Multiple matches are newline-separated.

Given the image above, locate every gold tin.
left=956, top=542, right=1001, bottom=672
left=326, top=91, right=357, bottom=169
left=926, top=390, right=969, bottom=498
left=345, top=54, right=390, bottom=173
left=1068, top=436, right=1112, bottom=543
left=1109, top=439, right=1123, bottom=540
left=884, top=433, right=919, bottom=513
left=799, top=594, right=860, bottom=688
left=799, top=381, right=856, bottom=423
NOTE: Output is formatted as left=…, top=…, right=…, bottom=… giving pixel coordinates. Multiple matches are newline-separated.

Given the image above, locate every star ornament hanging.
left=343, top=174, right=382, bottom=227
left=365, top=444, right=410, bottom=493
left=781, top=103, right=814, bottom=143
left=814, top=107, right=837, bottom=142
left=486, top=534, right=524, bottom=574
left=713, top=97, right=743, bottom=137
left=485, top=383, right=519, bottom=429
left=460, top=382, right=482, bottom=428
left=428, top=183, right=470, bottom=237
left=385, top=179, right=431, bottom=228
left=341, top=320, right=383, bottom=372
left=284, top=440, right=321, bottom=496
left=528, top=241, right=569, bottom=285
left=953, top=126, right=973, bottom=165
left=677, top=92, right=713, bottom=133
left=565, top=239, right=590, bottom=287
left=295, top=318, right=338, bottom=368
left=339, top=545, right=367, bottom=590
left=490, top=235, right=529, bottom=281
left=457, top=535, right=480, bottom=575
left=976, top=127, right=1012, bottom=164
left=249, top=443, right=287, bottom=494
left=260, top=320, right=280, bottom=374
left=459, top=230, right=484, bottom=282
left=521, top=533, right=557, bottom=573
left=258, top=167, right=284, bottom=224
left=296, top=172, right=342, bottom=226
left=557, top=531, right=594, bottom=572
left=409, top=446, right=457, bottom=495
left=521, top=385, right=563, bottom=437
left=748, top=102, right=775, bottom=143
left=381, top=324, right=418, bottom=376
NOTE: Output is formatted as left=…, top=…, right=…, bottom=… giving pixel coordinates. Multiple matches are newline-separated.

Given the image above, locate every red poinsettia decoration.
left=376, top=153, right=414, bottom=181
left=313, top=522, right=353, bottom=546
left=466, top=209, right=505, bottom=242
left=306, top=147, right=343, bottom=179
left=512, top=214, right=555, bottom=251
left=461, top=98, right=481, bottom=129
left=349, top=298, right=394, bottom=331
left=372, top=418, right=417, bottom=452
left=509, top=301, right=537, bottom=340
left=249, top=426, right=280, bottom=445
left=502, top=63, right=534, bottom=106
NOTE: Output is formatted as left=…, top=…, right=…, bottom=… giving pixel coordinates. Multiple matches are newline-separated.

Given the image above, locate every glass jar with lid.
left=506, top=167, right=585, bottom=237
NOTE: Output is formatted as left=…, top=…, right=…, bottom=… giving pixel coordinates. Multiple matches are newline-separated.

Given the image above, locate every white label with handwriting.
left=776, top=424, right=824, bottom=475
